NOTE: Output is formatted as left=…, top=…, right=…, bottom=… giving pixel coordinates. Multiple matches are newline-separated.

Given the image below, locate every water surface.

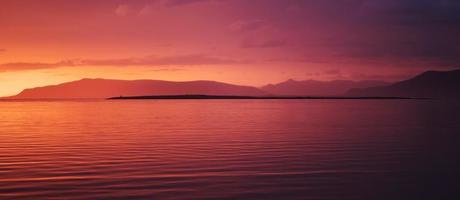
left=0, top=100, right=459, bottom=199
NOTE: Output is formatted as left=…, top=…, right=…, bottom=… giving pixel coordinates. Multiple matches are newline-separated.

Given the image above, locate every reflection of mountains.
left=6, top=69, right=460, bottom=99
left=347, top=70, right=460, bottom=99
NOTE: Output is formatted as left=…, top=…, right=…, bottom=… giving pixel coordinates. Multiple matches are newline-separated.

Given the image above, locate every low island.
left=108, top=95, right=417, bottom=100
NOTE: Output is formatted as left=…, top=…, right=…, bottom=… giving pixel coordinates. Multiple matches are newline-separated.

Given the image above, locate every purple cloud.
left=163, top=0, right=212, bottom=7
left=228, top=20, right=267, bottom=32
left=241, top=39, right=287, bottom=48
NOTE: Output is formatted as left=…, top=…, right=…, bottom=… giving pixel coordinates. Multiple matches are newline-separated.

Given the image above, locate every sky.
left=1, top=0, right=460, bottom=96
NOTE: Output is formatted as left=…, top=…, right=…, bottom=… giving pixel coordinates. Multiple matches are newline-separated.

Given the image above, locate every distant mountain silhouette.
left=9, top=79, right=267, bottom=99
left=347, top=69, right=460, bottom=98
left=262, top=79, right=389, bottom=96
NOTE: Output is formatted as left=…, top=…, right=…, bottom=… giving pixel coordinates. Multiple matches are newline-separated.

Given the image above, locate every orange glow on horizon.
left=1, top=0, right=457, bottom=97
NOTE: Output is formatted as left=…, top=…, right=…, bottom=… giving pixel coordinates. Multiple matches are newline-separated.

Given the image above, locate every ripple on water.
left=0, top=100, right=459, bottom=199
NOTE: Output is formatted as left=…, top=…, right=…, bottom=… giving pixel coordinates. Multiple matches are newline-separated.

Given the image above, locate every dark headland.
left=108, top=95, right=419, bottom=100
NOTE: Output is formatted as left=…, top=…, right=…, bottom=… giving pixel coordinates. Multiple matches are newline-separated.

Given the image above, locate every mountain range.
left=9, top=79, right=267, bottom=99
left=347, top=69, right=460, bottom=99
left=5, top=69, right=460, bottom=99
left=262, top=79, right=389, bottom=96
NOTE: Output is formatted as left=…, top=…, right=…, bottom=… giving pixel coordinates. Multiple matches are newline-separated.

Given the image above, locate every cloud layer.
left=1, top=0, right=459, bottom=81
left=0, top=54, right=242, bottom=72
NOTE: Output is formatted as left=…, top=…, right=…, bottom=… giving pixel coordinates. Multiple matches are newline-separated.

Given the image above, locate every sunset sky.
left=1, top=0, right=460, bottom=96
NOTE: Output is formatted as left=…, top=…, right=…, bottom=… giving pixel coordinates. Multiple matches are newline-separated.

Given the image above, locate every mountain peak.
left=347, top=69, right=460, bottom=98
left=262, top=79, right=388, bottom=96
left=9, top=79, right=267, bottom=99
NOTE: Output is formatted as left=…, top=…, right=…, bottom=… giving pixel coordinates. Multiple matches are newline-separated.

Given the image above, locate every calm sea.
left=0, top=100, right=459, bottom=200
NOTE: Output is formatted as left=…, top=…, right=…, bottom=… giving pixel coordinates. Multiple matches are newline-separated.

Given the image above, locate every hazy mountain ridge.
left=9, top=78, right=268, bottom=99
left=7, top=69, right=459, bottom=99
left=347, top=69, right=460, bottom=98
left=262, top=79, right=390, bottom=96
